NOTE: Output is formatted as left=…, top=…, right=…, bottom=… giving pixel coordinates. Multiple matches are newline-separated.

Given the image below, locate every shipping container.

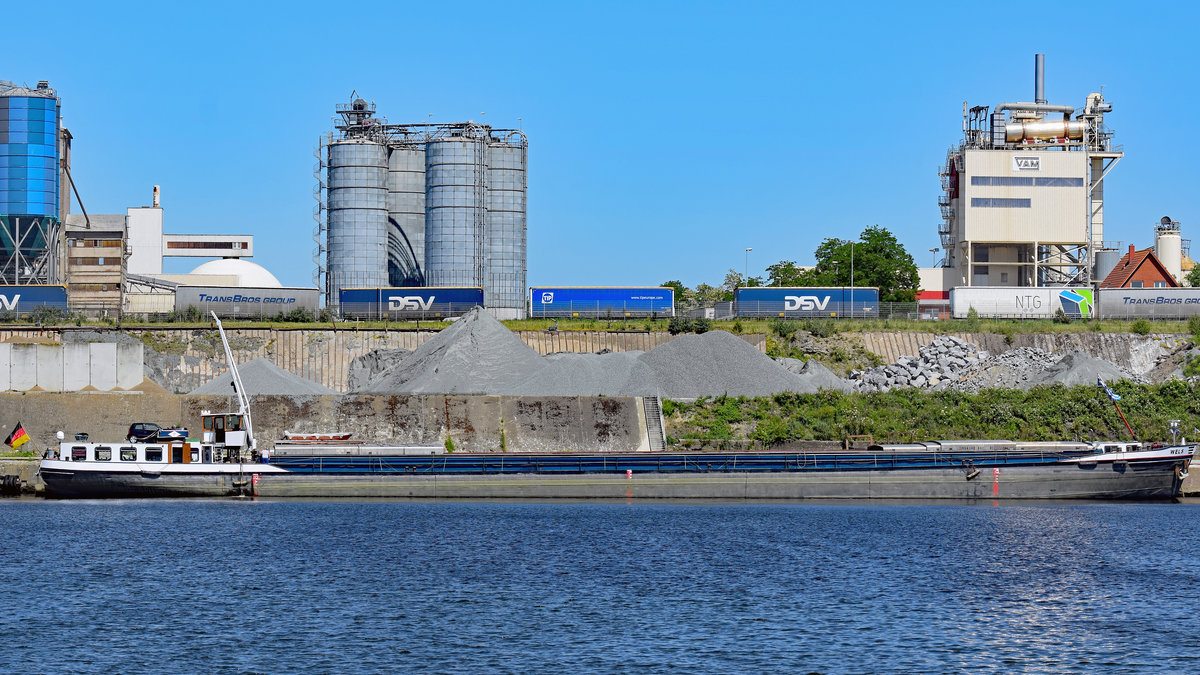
left=0, top=285, right=68, bottom=316
left=339, top=287, right=484, bottom=320
left=950, top=287, right=1093, bottom=319
left=529, top=287, right=674, bottom=318
left=735, top=287, right=880, bottom=318
left=1095, top=288, right=1200, bottom=319
left=175, top=286, right=320, bottom=319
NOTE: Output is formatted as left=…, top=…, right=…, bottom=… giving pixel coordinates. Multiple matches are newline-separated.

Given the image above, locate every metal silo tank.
left=1155, top=230, right=1183, bottom=283
left=425, top=134, right=486, bottom=289
left=486, top=137, right=527, bottom=319
left=387, top=143, right=426, bottom=286
left=326, top=139, right=388, bottom=305
left=0, top=82, right=61, bottom=285
left=1094, top=248, right=1120, bottom=284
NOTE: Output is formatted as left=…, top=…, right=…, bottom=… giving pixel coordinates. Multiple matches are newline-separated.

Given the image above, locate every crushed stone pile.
left=945, top=346, right=1061, bottom=393
left=348, top=348, right=412, bottom=392
left=1024, top=350, right=1138, bottom=388
left=850, top=335, right=986, bottom=392
left=190, top=357, right=336, bottom=395
left=637, top=331, right=818, bottom=397
left=510, top=351, right=655, bottom=396
left=775, top=357, right=853, bottom=393
left=356, top=310, right=836, bottom=397
left=355, top=307, right=547, bottom=394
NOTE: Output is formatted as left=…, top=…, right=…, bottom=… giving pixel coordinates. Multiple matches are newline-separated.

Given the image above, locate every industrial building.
left=0, top=80, right=66, bottom=286
left=937, top=55, right=1121, bottom=288
left=315, top=94, right=528, bottom=318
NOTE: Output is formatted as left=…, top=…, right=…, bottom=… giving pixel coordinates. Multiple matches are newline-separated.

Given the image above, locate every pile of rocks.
left=945, top=346, right=1060, bottom=393
left=850, top=336, right=985, bottom=392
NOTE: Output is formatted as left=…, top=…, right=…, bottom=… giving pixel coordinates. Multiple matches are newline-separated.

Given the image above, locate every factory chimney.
left=153, top=185, right=160, bottom=208
left=1035, top=54, right=1046, bottom=104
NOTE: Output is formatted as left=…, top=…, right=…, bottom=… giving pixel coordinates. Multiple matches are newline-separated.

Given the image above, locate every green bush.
left=802, top=319, right=837, bottom=338
left=1183, top=354, right=1200, bottom=379
left=668, top=316, right=691, bottom=335
left=1130, top=318, right=1152, bottom=335
left=731, top=319, right=744, bottom=334
left=1052, top=308, right=1070, bottom=324
left=444, top=436, right=456, bottom=453
left=1189, top=315, right=1200, bottom=342
left=768, top=317, right=800, bottom=338
left=693, top=317, right=712, bottom=334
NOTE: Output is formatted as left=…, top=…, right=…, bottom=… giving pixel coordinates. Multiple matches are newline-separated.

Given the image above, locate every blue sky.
left=7, top=1, right=1198, bottom=288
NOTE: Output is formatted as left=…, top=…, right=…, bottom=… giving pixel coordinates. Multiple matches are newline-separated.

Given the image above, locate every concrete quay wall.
left=0, top=393, right=650, bottom=459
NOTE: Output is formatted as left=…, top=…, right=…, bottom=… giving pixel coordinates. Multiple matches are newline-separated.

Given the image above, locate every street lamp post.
left=744, top=248, right=752, bottom=282
left=850, top=241, right=855, bottom=319
left=929, top=247, right=939, bottom=266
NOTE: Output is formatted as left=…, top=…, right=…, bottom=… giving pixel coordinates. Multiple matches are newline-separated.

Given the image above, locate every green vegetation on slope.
left=663, top=381, right=1200, bottom=449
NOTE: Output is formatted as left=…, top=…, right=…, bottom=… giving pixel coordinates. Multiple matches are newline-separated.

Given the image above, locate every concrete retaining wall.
left=1, top=393, right=649, bottom=456
left=0, top=343, right=144, bottom=391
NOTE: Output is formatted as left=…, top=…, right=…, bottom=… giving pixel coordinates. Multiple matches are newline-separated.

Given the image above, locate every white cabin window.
left=96, top=448, right=112, bottom=461
left=120, top=448, right=137, bottom=461
left=145, top=447, right=164, bottom=462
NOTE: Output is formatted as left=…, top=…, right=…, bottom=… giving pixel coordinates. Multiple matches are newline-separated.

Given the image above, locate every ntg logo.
left=784, top=295, right=831, bottom=311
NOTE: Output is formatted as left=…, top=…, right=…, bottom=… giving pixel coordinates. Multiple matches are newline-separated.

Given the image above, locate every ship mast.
left=212, top=312, right=255, bottom=451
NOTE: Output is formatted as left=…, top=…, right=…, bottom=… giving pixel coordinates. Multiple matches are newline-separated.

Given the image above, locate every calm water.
left=2, top=499, right=1199, bottom=674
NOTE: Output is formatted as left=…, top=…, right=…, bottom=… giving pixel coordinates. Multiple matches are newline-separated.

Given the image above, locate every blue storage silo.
left=326, top=139, right=389, bottom=306
left=0, top=80, right=61, bottom=285
left=486, top=134, right=527, bottom=319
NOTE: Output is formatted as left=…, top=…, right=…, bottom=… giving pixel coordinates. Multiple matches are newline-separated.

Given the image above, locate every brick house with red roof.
left=1099, top=245, right=1180, bottom=289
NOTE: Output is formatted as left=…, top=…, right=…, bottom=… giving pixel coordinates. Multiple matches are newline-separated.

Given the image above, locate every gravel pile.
left=851, top=336, right=986, bottom=392
left=1025, top=351, right=1137, bottom=388
left=190, top=357, right=337, bottom=395
left=510, top=351, right=655, bottom=396
left=638, top=331, right=816, bottom=397
left=355, top=307, right=547, bottom=394
left=775, top=357, right=853, bottom=393
left=348, top=348, right=411, bottom=391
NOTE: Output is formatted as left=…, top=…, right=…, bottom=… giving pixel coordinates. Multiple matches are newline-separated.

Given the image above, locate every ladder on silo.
left=642, top=396, right=667, bottom=452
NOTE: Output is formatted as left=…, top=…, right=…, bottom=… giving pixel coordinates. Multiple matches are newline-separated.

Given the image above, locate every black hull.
left=40, top=459, right=1186, bottom=500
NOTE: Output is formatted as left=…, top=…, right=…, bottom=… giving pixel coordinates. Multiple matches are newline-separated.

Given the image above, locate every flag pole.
left=1098, top=378, right=1136, bottom=440
left=1112, top=399, right=1136, bottom=441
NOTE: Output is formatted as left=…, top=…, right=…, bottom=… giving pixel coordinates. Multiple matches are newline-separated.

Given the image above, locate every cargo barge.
left=37, top=315, right=1197, bottom=500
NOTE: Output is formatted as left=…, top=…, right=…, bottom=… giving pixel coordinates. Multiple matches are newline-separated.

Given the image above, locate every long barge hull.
left=41, top=451, right=1189, bottom=500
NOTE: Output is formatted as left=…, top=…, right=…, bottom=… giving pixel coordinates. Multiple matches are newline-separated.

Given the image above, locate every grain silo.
left=485, top=134, right=528, bottom=319
left=424, top=129, right=487, bottom=290
left=323, top=97, right=389, bottom=306
left=317, top=96, right=527, bottom=316
left=387, top=140, right=426, bottom=287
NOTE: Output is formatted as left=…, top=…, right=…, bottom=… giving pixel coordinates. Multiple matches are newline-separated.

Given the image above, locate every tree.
left=1187, top=266, right=1200, bottom=288
left=764, top=260, right=806, bottom=287
left=660, top=280, right=688, bottom=302
left=806, top=225, right=919, bottom=302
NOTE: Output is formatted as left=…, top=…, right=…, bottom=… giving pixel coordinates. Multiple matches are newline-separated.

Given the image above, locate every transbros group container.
left=734, top=287, right=880, bottom=318
left=529, top=287, right=674, bottom=318
left=339, top=287, right=484, bottom=319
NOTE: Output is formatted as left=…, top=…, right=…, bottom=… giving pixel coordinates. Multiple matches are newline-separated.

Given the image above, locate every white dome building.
left=187, top=259, right=283, bottom=288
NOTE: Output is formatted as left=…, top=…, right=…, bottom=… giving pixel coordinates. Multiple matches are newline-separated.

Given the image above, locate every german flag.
left=4, top=423, right=29, bottom=449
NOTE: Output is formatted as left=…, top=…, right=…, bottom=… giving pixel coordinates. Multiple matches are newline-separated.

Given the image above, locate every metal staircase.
left=642, top=396, right=667, bottom=452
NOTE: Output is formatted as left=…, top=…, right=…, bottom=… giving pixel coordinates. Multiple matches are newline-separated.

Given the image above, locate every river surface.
left=2, top=499, right=1198, bottom=674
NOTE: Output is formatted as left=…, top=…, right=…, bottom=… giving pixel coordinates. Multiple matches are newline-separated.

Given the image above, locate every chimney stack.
left=153, top=185, right=160, bottom=208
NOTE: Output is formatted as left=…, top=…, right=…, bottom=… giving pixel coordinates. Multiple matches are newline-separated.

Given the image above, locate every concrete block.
left=89, top=343, right=118, bottom=391
left=62, top=343, right=91, bottom=391
left=0, top=343, right=10, bottom=391
left=36, top=345, right=64, bottom=392
left=116, top=343, right=144, bottom=389
left=10, top=345, right=37, bottom=390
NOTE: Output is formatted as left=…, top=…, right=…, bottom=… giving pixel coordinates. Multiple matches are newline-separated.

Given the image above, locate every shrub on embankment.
left=663, top=380, right=1200, bottom=448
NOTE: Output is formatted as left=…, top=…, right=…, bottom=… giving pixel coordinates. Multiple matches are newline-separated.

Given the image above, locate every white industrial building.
left=937, top=55, right=1122, bottom=288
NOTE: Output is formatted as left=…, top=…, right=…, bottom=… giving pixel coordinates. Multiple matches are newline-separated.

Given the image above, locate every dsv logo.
left=388, top=296, right=435, bottom=311
left=784, top=295, right=831, bottom=311
left=0, top=294, right=20, bottom=311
